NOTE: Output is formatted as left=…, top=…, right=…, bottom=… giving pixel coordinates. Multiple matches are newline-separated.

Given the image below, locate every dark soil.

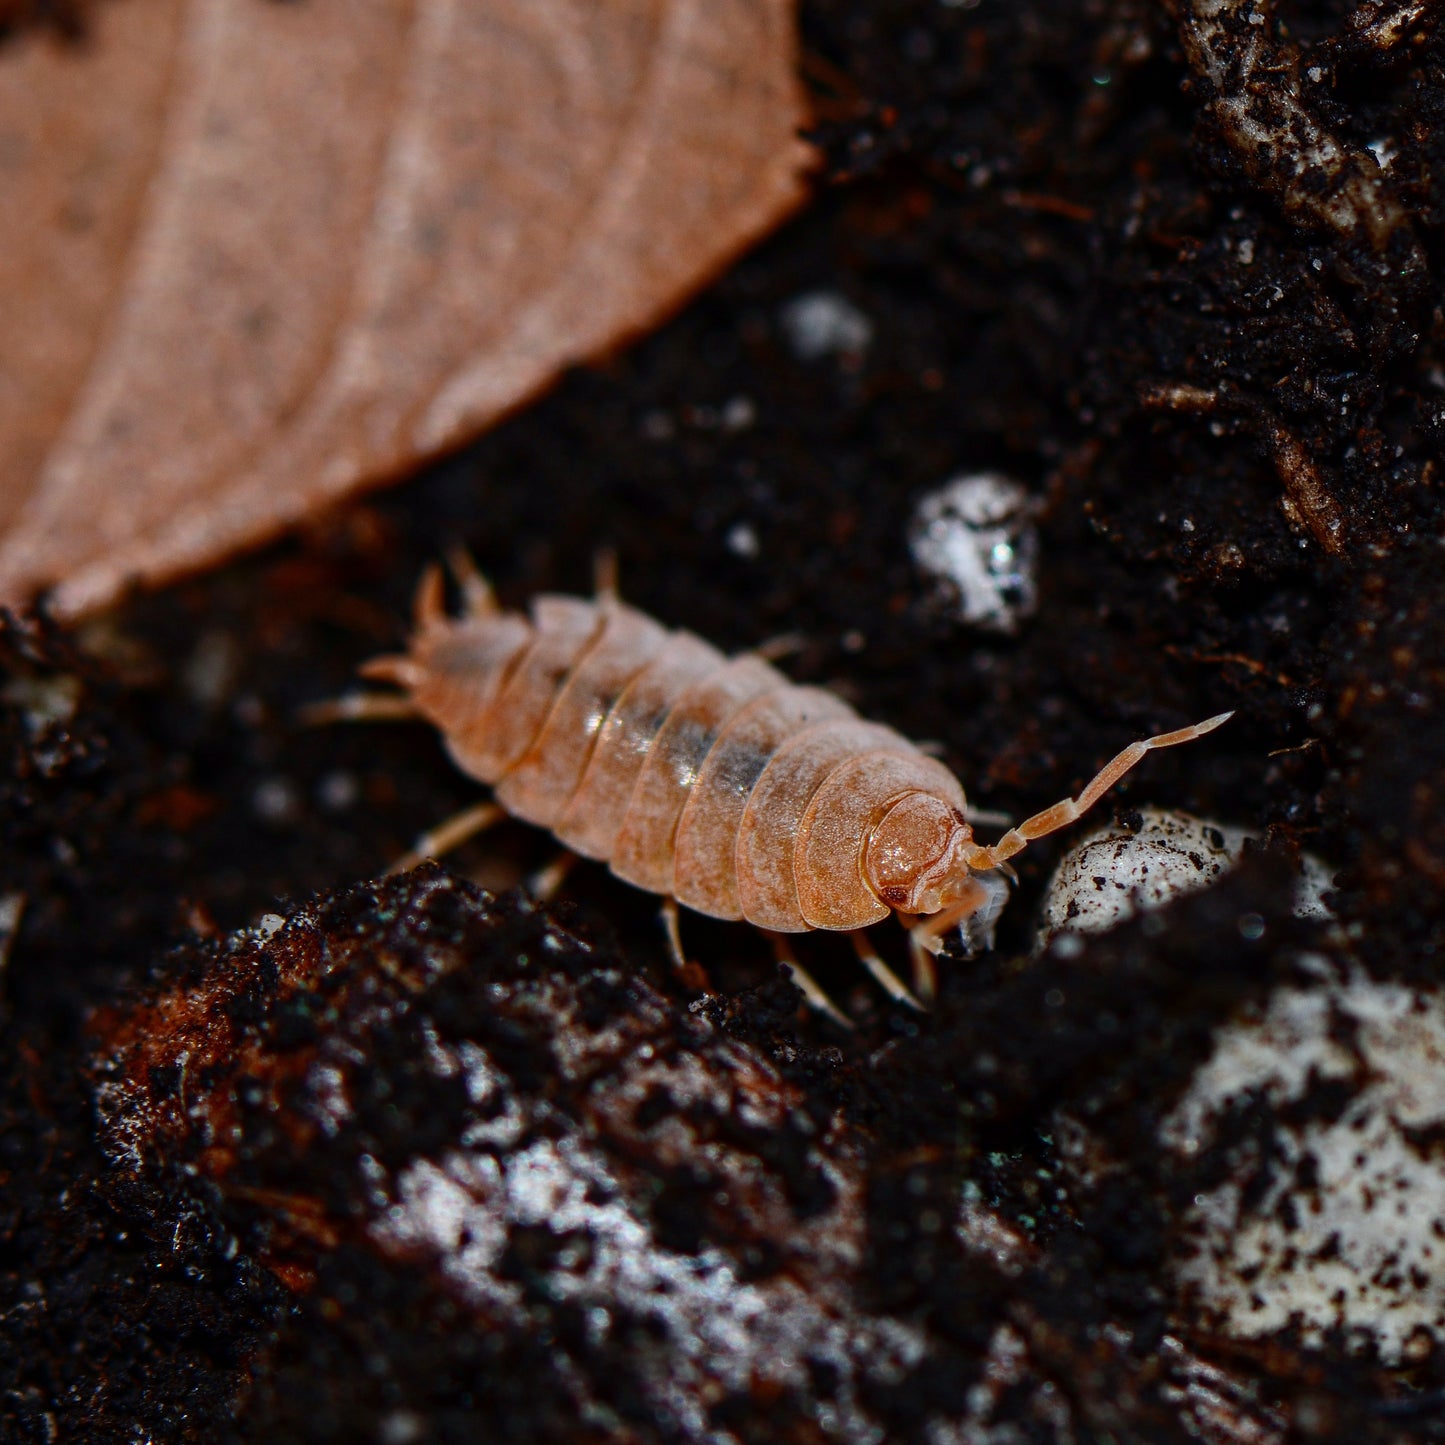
left=4, top=0, right=1445, bottom=1440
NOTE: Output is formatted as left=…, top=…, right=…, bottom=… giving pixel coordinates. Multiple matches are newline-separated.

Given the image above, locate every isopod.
left=336, top=557, right=1231, bottom=1016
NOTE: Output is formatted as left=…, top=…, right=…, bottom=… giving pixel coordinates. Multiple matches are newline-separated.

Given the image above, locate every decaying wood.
left=1164, top=0, right=1432, bottom=264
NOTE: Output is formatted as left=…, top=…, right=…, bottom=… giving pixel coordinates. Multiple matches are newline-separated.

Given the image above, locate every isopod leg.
left=593, top=547, right=620, bottom=605
left=296, top=693, right=421, bottom=727
left=528, top=850, right=576, bottom=903
left=388, top=800, right=506, bottom=874
left=962, top=803, right=1011, bottom=828
left=445, top=544, right=498, bottom=616
left=764, top=932, right=853, bottom=1030
left=660, top=896, right=686, bottom=972
left=905, top=916, right=959, bottom=1004
left=659, top=897, right=714, bottom=994
left=902, top=869, right=1013, bottom=998
left=849, top=932, right=925, bottom=1012
left=357, top=653, right=424, bottom=689
left=751, top=632, right=806, bottom=663
left=413, top=564, right=448, bottom=629
left=909, top=936, right=940, bottom=1005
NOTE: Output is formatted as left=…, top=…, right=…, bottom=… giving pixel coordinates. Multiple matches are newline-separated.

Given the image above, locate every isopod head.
left=863, top=793, right=976, bottom=914
left=863, top=792, right=1013, bottom=959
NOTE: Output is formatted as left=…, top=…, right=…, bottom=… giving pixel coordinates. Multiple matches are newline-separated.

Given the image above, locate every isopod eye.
left=864, top=793, right=967, bottom=914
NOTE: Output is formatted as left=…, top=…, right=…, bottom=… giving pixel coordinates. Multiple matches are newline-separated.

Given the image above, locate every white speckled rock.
left=778, top=290, right=873, bottom=362
left=1036, top=809, right=1333, bottom=951
left=1162, top=959, right=1445, bottom=1363
left=1037, top=810, right=1249, bottom=945
left=908, top=472, right=1039, bottom=634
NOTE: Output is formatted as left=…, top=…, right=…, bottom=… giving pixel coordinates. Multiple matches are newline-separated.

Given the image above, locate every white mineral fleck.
left=3, top=673, right=82, bottom=776
left=317, top=770, right=360, bottom=812
left=725, top=521, right=760, bottom=558
left=908, top=473, right=1039, bottom=633
left=2, top=673, right=80, bottom=734
left=1291, top=849, right=1336, bottom=923
left=721, top=395, right=756, bottom=431
left=0, top=893, right=23, bottom=977
left=378, top=1411, right=425, bottom=1445
left=1163, top=963, right=1445, bottom=1362
left=306, top=1062, right=352, bottom=1134
left=182, top=631, right=238, bottom=710
left=779, top=290, right=873, bottom=361
left=252, top=777, right=298, bottom=824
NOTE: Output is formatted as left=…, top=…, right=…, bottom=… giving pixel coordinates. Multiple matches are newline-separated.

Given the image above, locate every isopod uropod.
left=341, top=557, right=1231, bottom=1014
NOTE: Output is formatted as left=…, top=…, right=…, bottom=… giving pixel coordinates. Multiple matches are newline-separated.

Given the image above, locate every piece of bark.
left=1165, top=0, right=1425, bottom=260
left=90, top=867, right=1296, bottom=1442
left=0, top=0, right=813, bottom=617
left=88, top=870, right=916, bottom=1440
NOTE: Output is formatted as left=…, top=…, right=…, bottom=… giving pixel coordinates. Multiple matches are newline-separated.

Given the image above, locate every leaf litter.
left=0, top=0, right=812, bottom=616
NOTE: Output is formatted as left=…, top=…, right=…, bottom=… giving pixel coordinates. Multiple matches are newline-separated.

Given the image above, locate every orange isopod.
left=346, top=557, right=1231, bottom=1015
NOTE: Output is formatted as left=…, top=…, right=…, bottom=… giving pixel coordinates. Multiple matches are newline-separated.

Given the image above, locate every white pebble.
left=779, top=290, right=873, bottom=362
left=1163, top=963, right=1445, bottom=1362
left=908, top=473, right=1039, bottom=634
left=1037, top=809, right=1334, bottom=949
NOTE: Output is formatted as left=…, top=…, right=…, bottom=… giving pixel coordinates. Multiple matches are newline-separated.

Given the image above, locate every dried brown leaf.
left=0, top=0, right=812, bottom=616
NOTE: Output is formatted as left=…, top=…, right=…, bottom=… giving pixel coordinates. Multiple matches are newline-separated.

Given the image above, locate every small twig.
left=1266, top=419, right=1348, bottom=555
left=1268, top=738, right=1318, bottom=757
left=1139, top=382, right=1221, bottom=414
left=1140, top=384, right=1349, bottom=555
left=1001, top=191, right=1096, bottom=224
left=1173, top=647, right=1295, bottom=686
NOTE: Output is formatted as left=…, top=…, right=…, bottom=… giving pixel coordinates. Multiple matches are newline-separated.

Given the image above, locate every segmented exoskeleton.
left=347, top=558, right=1230, bottom=1013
